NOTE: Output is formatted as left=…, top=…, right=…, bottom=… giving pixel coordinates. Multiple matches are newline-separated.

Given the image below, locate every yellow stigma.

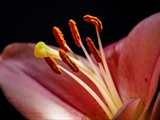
left=34, top=41, right=59, bottom=59
left=34, top=15, right=123, bottom=119
left=34, top=41, right=50, bottom=58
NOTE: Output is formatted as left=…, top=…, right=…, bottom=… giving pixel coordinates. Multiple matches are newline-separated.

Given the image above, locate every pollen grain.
left=83, top=15, right=103, bottom=32
left=44, top=57, right=61, bottom=74
left=69, top=19, right=81, bottom=47
left=59, top=49, right=79, bottom=72
left=86, top=37, right=102, bottom=63
left=53, top=27, right=67, bottom=51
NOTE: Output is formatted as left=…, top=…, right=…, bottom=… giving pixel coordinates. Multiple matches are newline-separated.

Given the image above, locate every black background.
left=0, top=0, right=160, bottom=119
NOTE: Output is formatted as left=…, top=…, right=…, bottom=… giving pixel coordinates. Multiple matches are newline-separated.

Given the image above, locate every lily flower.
left=0, top=12, right=159, bottom=120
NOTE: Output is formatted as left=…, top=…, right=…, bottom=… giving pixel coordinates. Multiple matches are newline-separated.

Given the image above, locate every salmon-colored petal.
left=139, top=55, right=160, bottom=119
left=112, top=98, right=140, bottom=120
left=117, top=12, right=160, bottom=118
left=150, top=92, right=160, bottom=120
left=103, top=12, right=160, bottom=119
left=0, top=62, right=89, bottom=119
left=0, top=43, right=109, bottom=119
left=1, top=12, right=160, bottom=119
left=103, top=37, right=126, bottom=89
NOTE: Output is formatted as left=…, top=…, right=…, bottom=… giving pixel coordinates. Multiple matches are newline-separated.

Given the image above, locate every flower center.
left=34, top=15, right=123, bottom=119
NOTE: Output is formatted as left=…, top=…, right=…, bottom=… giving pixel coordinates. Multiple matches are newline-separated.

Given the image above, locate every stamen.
left=53, top=27, right=79, bottom=60
left=59, top=49, right=79, bottom=72
left=85, top=14, right=123, bottom=108
left=53, top=27, right=67, bottom=52
left=44, top=57, right=61, bottom=74
left=65, top=45, right=79, bottom=60
left=79, top=64, right=118, bottom=115
left=77, top=40, right=119, bottom=114
left=96, top=28, right=123, bottom=109
left=86, top=37, right=122, bottom=113
left=69, top=19, right=81, bottom=47
left=83, top=15, right=103, bottom=32
left=68, top=20, right=115, bottom=107
left=68, top=20, right=104, bottom=84
left=78, top=40, right=105, bottom=86
left=86, top=37, right=102, bottom=63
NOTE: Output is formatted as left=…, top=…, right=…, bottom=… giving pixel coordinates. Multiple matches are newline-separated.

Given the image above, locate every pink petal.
left=0, top=61, right=89, bottom=119
left=0, top=43, right=109, bottom=119
left=104, top=12, right=160, bottom=118
left=104, top=37, right=126, bottom=89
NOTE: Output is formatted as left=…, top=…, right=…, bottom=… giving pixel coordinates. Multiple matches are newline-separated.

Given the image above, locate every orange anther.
left=44, top=57, right=61, bottom=74
left=69, top=19, right=81, bottom=47
left=59, top=49, right=79, bottom=72
left=53, top=27, right=67, bottom=52
left=83, top=15, right=103, bottom=32
left=86, top=37, right=102, bottom=63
